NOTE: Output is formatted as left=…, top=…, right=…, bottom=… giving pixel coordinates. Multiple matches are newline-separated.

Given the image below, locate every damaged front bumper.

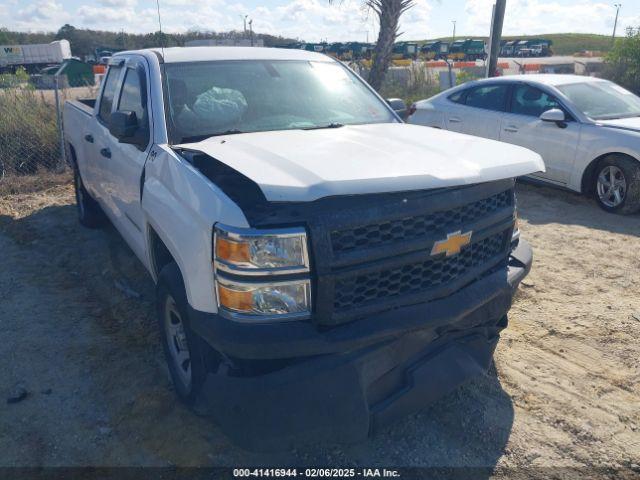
left=189, top=239, right=533, bottom=451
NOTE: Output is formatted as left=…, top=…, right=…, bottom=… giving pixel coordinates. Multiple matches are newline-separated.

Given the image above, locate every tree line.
left=0, top=24, right=298, bottom=59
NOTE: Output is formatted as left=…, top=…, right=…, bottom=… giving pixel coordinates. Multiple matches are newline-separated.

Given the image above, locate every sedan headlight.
left=213, top=224, right=311, bottom=322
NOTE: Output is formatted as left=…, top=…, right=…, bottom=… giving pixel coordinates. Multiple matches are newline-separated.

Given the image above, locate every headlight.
left=213, top=224, right=312, bottom=322
left=214, top=224, right=309, bottom=275
left=216, top=277, right=311, bottom=320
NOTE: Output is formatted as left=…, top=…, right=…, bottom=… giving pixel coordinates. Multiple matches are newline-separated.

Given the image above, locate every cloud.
left=11, top=0, right=69, bottom=29
left=464, top=0, right=616, bottom=35
left=4, top=0, right=637, bottom=41
left=99, top=0, right=136, bottom=7
left=0, top=0, right=430, bottom=42
left=618, top=15, right=640, bottom=32
left=77, top=5, right=136, bottom=25
left=398, top=0, right=433, bottom=39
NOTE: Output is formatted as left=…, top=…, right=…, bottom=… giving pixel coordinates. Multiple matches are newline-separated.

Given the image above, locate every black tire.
left=156, top=262, right=206, bottom=405
left=73, top=167, right=106, bottom=228
left=593, top=155, right=640, bottom=215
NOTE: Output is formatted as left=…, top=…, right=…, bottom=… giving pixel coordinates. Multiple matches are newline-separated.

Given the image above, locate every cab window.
left=511, top=84, right=562, bottom=117
left=116, top=67, right=150, bottom=147
left=98, top=65, right=123, bottom=123
left=464, top=84, right=509, bottom=112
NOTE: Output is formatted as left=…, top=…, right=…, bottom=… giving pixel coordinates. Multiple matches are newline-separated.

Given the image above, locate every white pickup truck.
left=63, top=46, right=543, bottom=450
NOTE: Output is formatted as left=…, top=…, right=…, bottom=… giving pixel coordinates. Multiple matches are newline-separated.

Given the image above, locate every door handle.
left=449, top=116, right=462, bottom=123
left=503, top=126, right=518, bottom=133
left=100, top=148, right=111, bottom=159
left=84, top=134, right=94, bottom=143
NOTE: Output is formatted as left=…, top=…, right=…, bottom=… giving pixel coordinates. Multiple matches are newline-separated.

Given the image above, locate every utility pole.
left=451, top=20, right=456, bottom=42
left=249, top=19, right=254, bottom=46
left=486, top=0, right=506, bottom=77
left=240, top=14, right=248, bottom=34
left=612, top=4, right=622, bottom=42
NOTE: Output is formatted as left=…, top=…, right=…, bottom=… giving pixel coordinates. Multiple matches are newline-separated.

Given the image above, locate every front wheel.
left=156, top=262, right=206, bottom=404
left=594, top=155, right=640, bottom=215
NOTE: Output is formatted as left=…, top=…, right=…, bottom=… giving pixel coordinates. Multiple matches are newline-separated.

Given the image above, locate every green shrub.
left=379, top=63, right=441, bottom=106
left=455, top=69, right=481, bottom=86
left=603, top=27, right=640, bottom=94
left=0, top=67, right=29, bottom=89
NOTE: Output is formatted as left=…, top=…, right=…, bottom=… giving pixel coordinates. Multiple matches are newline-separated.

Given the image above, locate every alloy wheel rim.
left=164, top=295, right=192, bottom=388
left=597, top=166, right=626, bottom=208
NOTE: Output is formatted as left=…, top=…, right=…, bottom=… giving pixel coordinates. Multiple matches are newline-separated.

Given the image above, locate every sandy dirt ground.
left=0, top=174, right=638, bottom=476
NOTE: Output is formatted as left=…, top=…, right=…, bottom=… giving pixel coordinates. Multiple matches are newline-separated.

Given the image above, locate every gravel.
left=0, top=176, right=638, bottom=473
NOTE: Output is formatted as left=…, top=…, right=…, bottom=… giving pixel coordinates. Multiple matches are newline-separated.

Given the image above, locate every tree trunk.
left=367, top=0, right=413, bottom=91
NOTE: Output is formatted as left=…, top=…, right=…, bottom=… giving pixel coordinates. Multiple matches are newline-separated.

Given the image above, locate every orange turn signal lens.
left=215, top=237, right=250, bottom=264
left=217, top=284, right=254, bottom=313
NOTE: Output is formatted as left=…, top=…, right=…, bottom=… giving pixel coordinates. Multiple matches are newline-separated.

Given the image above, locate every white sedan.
left=408, top=74, right=640, bottom=214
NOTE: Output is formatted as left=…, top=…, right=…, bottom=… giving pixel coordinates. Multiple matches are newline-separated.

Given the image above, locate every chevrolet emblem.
left=431, top=230, right=473, bottom=257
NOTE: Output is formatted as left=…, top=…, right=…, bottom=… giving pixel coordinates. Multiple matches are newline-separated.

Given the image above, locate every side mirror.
left=540, top=108, right=565, bottom=124
left=386, top=98, right=408, bottom=120
left=109, top=110, right=139, bottom=142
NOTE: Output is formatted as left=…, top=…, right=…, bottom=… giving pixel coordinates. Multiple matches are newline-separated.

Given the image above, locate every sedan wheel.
left=593, top=155, right=640, bottom=215
left=596, top=165, right=626, bottom=208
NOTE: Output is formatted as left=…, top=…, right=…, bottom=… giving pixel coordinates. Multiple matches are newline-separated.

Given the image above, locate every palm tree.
left=331, top=0, right=415, bottom=91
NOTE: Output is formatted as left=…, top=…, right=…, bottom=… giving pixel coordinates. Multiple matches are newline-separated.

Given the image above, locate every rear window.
left=448, top=90, right=465, bottom=104
left=464, top=85, right=509, bottom=112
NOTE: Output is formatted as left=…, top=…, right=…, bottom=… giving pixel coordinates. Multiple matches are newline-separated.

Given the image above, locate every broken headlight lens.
left=214, top=224, right=309, bottom=275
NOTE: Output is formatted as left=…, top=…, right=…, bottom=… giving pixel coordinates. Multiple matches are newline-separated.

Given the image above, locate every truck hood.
left=176, top=123, right=545, bottom=202
left=598, top=116, right=640, bottom=133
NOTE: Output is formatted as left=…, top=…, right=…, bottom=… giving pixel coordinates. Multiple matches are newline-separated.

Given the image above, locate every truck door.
left=84, top=62, right=124, bottom=200
left=500, top=83, right=580, bottom=184
left=101, top=57, right=152, bottom=261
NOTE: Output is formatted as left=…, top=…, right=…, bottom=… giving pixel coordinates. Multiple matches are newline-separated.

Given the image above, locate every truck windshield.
left=556, top=80, right=640, bottom=120
left=163, top=60, right=397, bottom=143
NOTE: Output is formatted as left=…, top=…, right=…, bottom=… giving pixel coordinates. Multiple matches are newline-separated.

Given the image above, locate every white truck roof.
left=116, top=46, right=332, bottom=63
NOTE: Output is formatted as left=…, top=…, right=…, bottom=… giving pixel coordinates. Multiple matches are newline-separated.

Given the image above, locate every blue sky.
left=4, top=0, right=640, bottom=42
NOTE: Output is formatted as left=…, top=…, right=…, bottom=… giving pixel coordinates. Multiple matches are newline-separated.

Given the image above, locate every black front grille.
left=333, top=232, right=506, bottom=311
left=330, top=190, right=511, bottom=254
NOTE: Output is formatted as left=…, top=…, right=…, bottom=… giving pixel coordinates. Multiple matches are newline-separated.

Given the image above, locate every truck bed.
left=69, top=98, right=96, bottom=112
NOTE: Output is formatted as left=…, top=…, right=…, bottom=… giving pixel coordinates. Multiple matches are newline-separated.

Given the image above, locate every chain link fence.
left=0, top=70, right=98, bottom=182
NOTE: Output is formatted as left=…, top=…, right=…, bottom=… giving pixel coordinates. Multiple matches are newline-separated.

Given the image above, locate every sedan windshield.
left=164, top=60, right=397, bottom=143
left=557, top=80, right=640, bottom=120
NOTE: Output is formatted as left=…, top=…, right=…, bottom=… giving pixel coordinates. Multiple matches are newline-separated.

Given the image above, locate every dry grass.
left=0, top=171, right=71, bottom=199
left=0, top=88, right=62, bottom=175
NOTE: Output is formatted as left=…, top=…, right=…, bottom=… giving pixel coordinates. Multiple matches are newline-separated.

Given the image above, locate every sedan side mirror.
left=109, top=110, right=139, bottom=143
left=387, top=98, right=408, bottom=120
left=540, top=108, right=565, bottom=123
